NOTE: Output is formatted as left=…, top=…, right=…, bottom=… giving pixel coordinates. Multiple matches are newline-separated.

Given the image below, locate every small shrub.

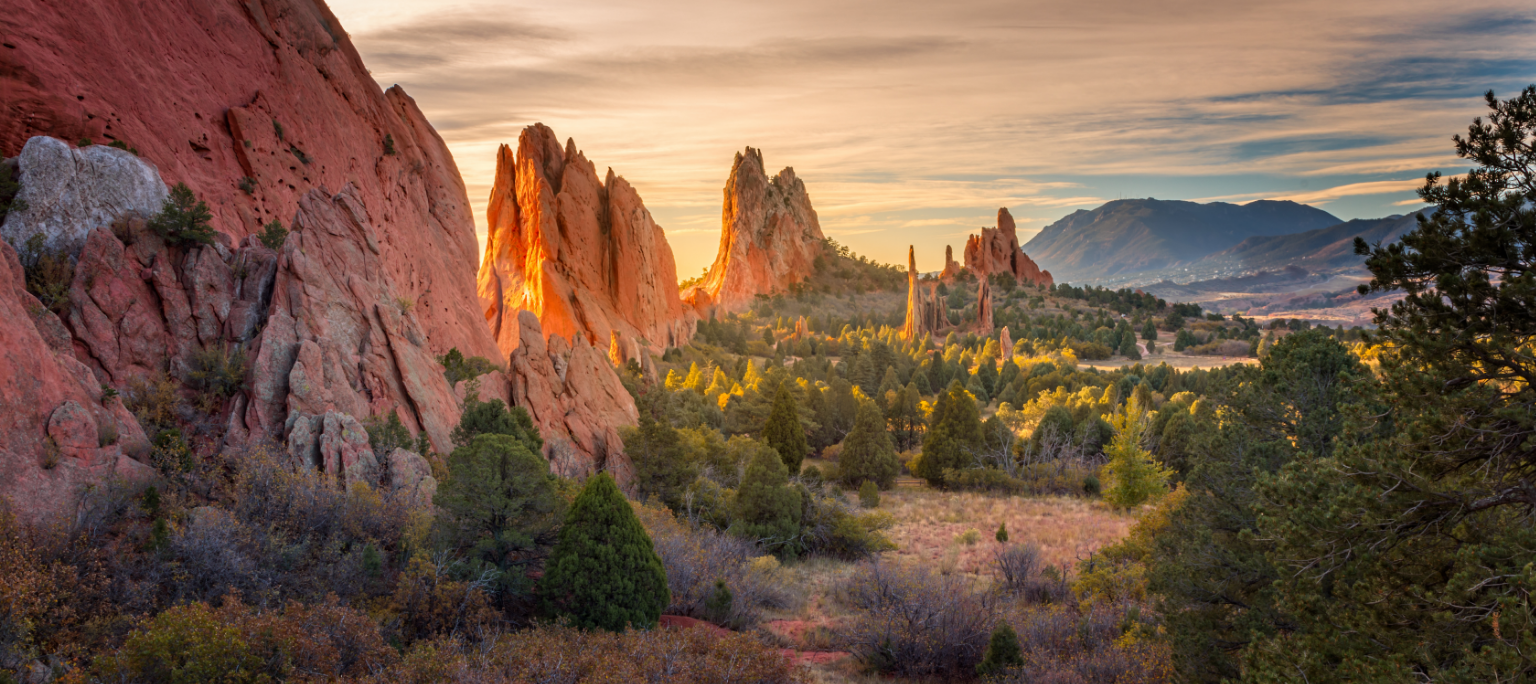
left=858, top=480, right=880, bottom=508
left=364, top=411, right=413, bottom=456
left=437, top=348, right=498, bottom=387
left=185, top=344, right=247, bottom=411
left=1083, top=474, right=1101, bottom=496
left=289, top=145, right=312, bottom=165
left=97, top=421, right=119, bottom=447
left=837, top=561, right=998, bottom=677
left=256, top=219, right=287, bottom=249
left=238, top=176, right=256, bottom=195
left=148, top=183, right=216, bottom=246
left=633, top=502, right=793, bottom=629
left=704, top=580, right=733, bottom=625
left=977, top=621, right=1024, bottom=675
left=957, top=528, right=981, bottom=546
left=41, top=437, right=60, bottom=470
left=996, top=522, right=1009, bottom=543
left=394, top=296, right=414, bottom=314
left=383, top=133, right=396, bottom=156
left=944, top=467, right=1026, bottom=494
left=14, top=234, right=74, bottom=315
left=124, top=373, right=181, bottom=432
left=78, top=138, right=92, bottom=147
left=107, top=140, right=139, bottom=155
left=273, top=120, right=285, bottom=140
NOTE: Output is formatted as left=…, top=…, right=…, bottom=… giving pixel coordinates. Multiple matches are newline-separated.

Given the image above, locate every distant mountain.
left=1022, top=198, right=1341, bottom=283
left=1190, top=211, right=1426, bottom=273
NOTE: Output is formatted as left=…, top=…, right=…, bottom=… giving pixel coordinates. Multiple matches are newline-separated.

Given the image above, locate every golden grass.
left=875, top=486, right=1134, bottom=577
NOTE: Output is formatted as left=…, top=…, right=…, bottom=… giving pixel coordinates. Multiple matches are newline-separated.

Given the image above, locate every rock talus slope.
left=683, top=148, right=824, bottom=314
left=477, top=124, right=695, bottom=360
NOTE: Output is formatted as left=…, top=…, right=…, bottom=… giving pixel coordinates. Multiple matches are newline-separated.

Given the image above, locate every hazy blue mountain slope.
left=1023, top=199, right=1341, bottom=283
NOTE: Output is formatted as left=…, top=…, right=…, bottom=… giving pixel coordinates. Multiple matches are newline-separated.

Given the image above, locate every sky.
left=325, top=0, right=1536, bottom=278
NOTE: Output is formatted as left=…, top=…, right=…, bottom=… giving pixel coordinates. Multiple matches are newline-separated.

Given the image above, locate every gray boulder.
left=1, top=136, right=167, bottom=257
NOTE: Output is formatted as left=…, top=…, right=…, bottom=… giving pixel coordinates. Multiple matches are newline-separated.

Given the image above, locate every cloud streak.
left=325, top=0, right=1536, bottom=273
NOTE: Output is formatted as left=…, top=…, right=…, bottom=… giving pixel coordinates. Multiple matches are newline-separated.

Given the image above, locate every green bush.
left=0, top=161, right=27, bottom=223
left=148, top=183, right=216, bottom=246
left=996, top=522, right=1008, bottom=543
left=364, top=411, right=413, bottom=455
left=704, top=580, right=733, bottom=625
left=977, top=621, right=1024, bottom=675
left=185, top=344, right=247, bottom=411
left=943, top=467, right=1026, bottom=494
left=256, top=219, right=287, bottom=250
left=540, top=473, right=669, bottom=631
left=438, top=347, right=498, bottom=387
left=1099, top=397, right=1171, bottom=509
left=450, top=395, right=541, bottom=451
left=858, top=480, right=880, bottom=508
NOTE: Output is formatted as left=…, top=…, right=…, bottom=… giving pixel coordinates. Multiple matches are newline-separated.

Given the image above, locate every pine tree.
left=915, top=381, right=982, bottom=486
left=858, top=480, right=881, bottom=508
left=995, top=522, right=1008, bottom=543
left=540, top=473, right=669, bottom=631
left=1142, top=319, right=1159, bottom=342
left=761, top=383, right=808, bottom=472
left=437, top=433, right=565, bottom=603
left=838, top=397, right=900, bottom=489
left=731, top=441, right=802, bottom=555
left=148, top=183, right=216, bottom=246
left=1099, top=396, right=1171, bottom=508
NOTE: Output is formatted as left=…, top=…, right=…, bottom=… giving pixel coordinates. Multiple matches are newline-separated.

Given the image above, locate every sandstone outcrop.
left=939, top=245, right=965, bottom=282
left=962, top=208, right=1053, bottom=288
left=975, top=277, right=994, bottom=334
left=1, top=137, right=167, bottom=257
left=682, top=148, right=824, bottom=313
left=0, top=0, right=637, bottom=517
left=0, top=239, right=154, bottom=522
left=506, top=310, right=637, bottom=483
left=999, top=326, right=1013, bottom=356
left=902, top=246, right=945, bottom=341
left=478, top=125, right=695, bottom=360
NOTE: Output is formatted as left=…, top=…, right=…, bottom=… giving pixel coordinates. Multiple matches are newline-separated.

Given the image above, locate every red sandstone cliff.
left=962, top=208, right=1053, bottom=288
left=682, top=148, right=824, bottom=314
left=0, top=0, right=635, bottom=517
left=477, top=125, right=695, bottom=361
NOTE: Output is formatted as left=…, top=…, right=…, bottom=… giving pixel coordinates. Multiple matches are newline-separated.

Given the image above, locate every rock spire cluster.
left=477, top=125, right=696, bottom=361
left=902, top=246, right=946, bottom=340
left=961, top=208, right=1054, bottom=288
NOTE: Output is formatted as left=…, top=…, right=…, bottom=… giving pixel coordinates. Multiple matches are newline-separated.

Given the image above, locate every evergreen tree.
left=761, top=382, right=808, bottom=472
left=858, top=480, right=881, bottom=508
left=838, top=397, right=901, bottom=489
left=875, top=366, right=902, bottom=408
left=625, top=417, right=695, bottom=510
left=540, top=473, right=669, bottom=631
left=731, top=441, right=802, bottom=555
left=914, top=381, right=982, bottom=486
left=148, top=183, right=216, bottom=246
left=1099, top=396, right=1170, bottom=508
left=976, top=622, right=1024, bottom=675
left=451, top=396, right=543, bottom=452
left=436, top=433, right=565, bottom=606
left=1141, top=319, right=1159, bottom=341
left=884, top=383, right=924, bottom=451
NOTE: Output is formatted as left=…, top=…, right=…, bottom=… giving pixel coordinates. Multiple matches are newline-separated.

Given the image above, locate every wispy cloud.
left=327, top=0, right=1536, bottom=272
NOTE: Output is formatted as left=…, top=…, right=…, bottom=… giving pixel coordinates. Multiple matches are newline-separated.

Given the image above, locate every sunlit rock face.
left=478, top=124, right=696, bottom=362
left=902, top=246, right=945, bottom=341
left=681, top=147, right=825, bottom=316
left=0, top=0, right=643, bottom=516
left=962, top=208, right=1054, bottom=288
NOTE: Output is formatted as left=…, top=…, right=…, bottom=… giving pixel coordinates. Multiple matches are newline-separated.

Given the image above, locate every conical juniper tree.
left=761, top=382, right=808, bottom=472
left=539, top=473, right=670, bottom=631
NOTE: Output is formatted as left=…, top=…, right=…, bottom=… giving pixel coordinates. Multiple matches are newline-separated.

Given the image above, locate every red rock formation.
left=0, top=240, right=154, bottom=522
left=478, top=125, right=695, bottom=361
left=939, top=245, right=965, bottom=282
left=682, top=148, right=824, bottom=313
left=902, top=246, right=945, bottom=341
left=962, top=208, right=1053, bottom=288
left=975, top=277, right=994, bottom=334
left=505, top=311, right=637, bottom=483
left=0, top=0, right=637, bottom=515
left=999, top=326, right=1013, bottom=356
